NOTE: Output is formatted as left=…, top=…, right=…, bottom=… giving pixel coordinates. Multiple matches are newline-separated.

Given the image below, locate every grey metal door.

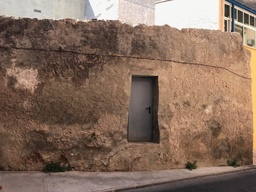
left=128, top=77, right=153, bottom=141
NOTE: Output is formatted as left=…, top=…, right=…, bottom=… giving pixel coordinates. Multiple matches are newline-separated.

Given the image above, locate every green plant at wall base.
left=185, top=161, right=198, bottom=170
left=42, top=162, right=71, bottom=173
left=227, top=160, right=239, bottom=167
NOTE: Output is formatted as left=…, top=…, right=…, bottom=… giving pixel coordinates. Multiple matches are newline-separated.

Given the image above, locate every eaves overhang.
left=226, top=0, right=256, bottom=15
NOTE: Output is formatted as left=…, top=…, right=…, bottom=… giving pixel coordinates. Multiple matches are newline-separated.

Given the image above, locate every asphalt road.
left=120, top=168, right=256, bottom=192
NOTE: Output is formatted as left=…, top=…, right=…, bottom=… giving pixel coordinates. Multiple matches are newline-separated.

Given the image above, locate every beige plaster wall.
left=0, top=17, right=252, bottom=171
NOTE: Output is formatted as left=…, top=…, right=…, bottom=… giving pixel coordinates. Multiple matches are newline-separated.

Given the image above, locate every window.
left=244, top=13, right=249, bottom=24
left=224, top=3, right=232, bottom=32
left=250, top=15, right=255, bottom=26
left=235, top=24, right=243, bottom=37
left=224, top=20, right=228, bottom=32
left=224, top=20, right=231, bottom=32
left=225, top=4, right=230, bottom=17
left=224, top=1, right=256, bottom=48
left=244, top=27, right=255, bottom=47
left=238, top=10, right=243, bottom=22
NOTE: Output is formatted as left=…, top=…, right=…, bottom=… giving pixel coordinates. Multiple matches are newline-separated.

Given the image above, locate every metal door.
left=128, top=77, right=153, bottom=141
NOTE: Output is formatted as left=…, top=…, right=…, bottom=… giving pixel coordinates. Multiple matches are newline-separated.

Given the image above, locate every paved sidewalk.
left=0, top=166, right=253, bottom=192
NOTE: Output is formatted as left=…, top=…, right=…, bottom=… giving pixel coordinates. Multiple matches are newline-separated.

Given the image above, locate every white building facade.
left=155, top=0, right=221, bottom=30
left=0, top=0, right=155, bottom=26
left=85, top=0, right=155, bottom=26
left=0, top=0, right=86, bottom=20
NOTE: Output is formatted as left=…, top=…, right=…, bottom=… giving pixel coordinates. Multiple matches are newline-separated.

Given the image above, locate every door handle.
left=146, top=106, right=151, bottom=114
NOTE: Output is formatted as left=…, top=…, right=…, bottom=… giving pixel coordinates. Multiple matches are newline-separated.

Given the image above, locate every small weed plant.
left=227, top=159, right=239, bottom=167
left=185, top=160, right=197, bottom=170
left=42, top=162, right=71, bottom=173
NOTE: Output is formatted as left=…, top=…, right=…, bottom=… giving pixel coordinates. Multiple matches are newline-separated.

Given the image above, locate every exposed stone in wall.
left=0, top=16, right=252, bottom=171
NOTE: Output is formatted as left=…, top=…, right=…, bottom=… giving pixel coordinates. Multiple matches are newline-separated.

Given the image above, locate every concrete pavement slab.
left=0, top=166, right=253, bottom=192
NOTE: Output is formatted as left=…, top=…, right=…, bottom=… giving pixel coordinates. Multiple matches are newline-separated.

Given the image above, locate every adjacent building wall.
left=0, top=17, right=252, bottom=171
left=118, top=0, right=155, bottom=26
left=51, top=0, right=86, bottom=20
left=245, top=46, right=256, bottom=165
left=85, top=0, right=119, bottom=20
left=155, top=0, right=220, bottom=29
left=0, top=0, right=154, bottom=25
left=85, top=0, right=155, bottom=26
left=0, top=0, right=86, bottom=20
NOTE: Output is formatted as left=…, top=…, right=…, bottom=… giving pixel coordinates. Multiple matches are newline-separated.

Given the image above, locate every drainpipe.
left=231, top=2, right=235, bottom=32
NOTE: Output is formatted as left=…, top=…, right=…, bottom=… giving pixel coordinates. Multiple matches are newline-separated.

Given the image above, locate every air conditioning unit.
left=247, top=39, right=255, bottom=46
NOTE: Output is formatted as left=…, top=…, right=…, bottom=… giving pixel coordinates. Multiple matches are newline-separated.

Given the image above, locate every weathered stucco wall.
left=0, top=17, right=253, bottom=171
